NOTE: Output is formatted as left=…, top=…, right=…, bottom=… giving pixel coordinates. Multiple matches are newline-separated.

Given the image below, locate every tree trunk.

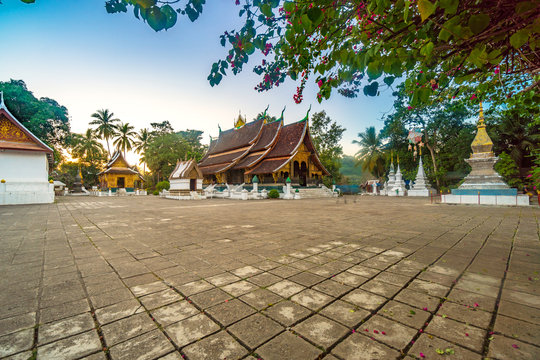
left=105, top=137, right=111, bottom=158
left=424, top=130, right=440, bottom=190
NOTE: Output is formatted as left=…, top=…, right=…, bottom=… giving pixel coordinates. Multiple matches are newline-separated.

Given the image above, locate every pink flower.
left=318, top=80, right=323, bottom=87
left=474, top=303, right=479, bottom=307
left=423, top=307, right=428, bottom=311
left=381, top=331, right=386, bottom=335
left=408, top=106, right=413, bottom=110
left=465, top=333, right=469, bottom=336
left=420, top=352, right=425, bottom=358
left=374, top=330, right=379, bottom=334
left=471, top=94, right=477, bottom=100
left=352, top=329, right=356, bottom=333
left=512, top=344, right=519, bottom=349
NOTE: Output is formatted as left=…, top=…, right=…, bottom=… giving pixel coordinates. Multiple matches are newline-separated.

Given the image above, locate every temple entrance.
left=117, top=177, right=125, bottom=188
left=190, top=178, right=197, bottom=191
left=299, top=161, right=307, bottom=186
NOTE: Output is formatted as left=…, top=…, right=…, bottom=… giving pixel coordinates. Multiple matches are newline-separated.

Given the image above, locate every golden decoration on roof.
left=0, top=115, right=32, bottom=143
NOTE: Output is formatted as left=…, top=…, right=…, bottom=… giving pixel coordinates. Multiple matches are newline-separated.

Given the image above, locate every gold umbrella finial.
left=478, top=101, right=485, bottom=128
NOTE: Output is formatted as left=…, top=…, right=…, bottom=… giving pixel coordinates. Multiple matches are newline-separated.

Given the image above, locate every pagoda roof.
left=210, top=117, right=264, bottom=154
left=169, top=159, right=202, bottom=179
left=0, top=93, right=54, bottom=164
left=233, top=120, right=282, bottom=170
left=98, top=150, right=143, bottom=179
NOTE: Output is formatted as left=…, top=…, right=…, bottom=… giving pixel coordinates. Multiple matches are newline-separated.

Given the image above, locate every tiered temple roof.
left=198, top=112, right=329, bottom=177
left=98, top=151, right=143, bottom=178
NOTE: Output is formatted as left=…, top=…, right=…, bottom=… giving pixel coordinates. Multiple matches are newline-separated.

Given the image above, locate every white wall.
left=0, top=150, right=49, bottom=182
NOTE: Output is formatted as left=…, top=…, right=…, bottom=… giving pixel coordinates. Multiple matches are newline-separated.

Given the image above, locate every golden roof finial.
left=478, top=101, right=485, bottom=128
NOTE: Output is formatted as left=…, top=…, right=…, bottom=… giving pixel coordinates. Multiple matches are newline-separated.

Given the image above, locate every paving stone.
left=189, top=288, right=231, bottom=309
left=166, top=314, right=219, bottom=347
left=291, top=289, right=333, bottom=311
left=293, top=314, right=349, bottom=349
left=493, top=314, right=540, bottom=343
left=360, top=279, right=402, bottom=298
left=487, top=335, right=540, bottom=360
left=333, top=272, right=368, bottom=287
left=240, top=288, right=282, bottom=310
left=131, top=281, right=169, bottom=297
left=150, top=301, right=199, bottom=326
left=206, top=273, right=241, bottom=286
left=102, top=312, right=156, bottom=346
left=447, top=288, right=497, bottom=312
left=247, top=272, right=281, bottom=287
left=255, top=331, right=322, bottom=360
left=228, top=314, right=284, bottom=349
left=94, top=299, right=144, bottom=325
left=109, top=329, right=174, bottom=360
left=436, top=301, right=492, bottom=329
left=501, top=289, right=540, bottom=309
left=455, top=279, right=499, bottom=298
left=342, top=289, right=386, bottom=311
left=90, top=288, right=134, bottom=309
left=0, top=329, right=34, bottom=358
left=207, top=298, right=255, bottom=326
left=320, top=300, right=370, bottom=328
left=177, top=280, right=214, bottom=296
left=39, top=312, right=95, bottom=345
left=183, top=331, right=248, bottom=360
left=498, top=299, right=540, bottom=324
left=37, top=330, right=102, bottom=360
left=139, top=289, right=183, bottom=310
left=269, top=265, right=301, bottom=278
left=409, top=333, right=482, bottom=360
left=361, top=315, right=417, bottom=350
left=231, top=265, right=262, bottom=278
left=287, top=272, right=325, bottom=287
left=332, top=332, right=400, bottom=360
left=156, top=352, right=182, bottom=360
left=394, top=288, right=442, bottom=313
left=346, top=265, right=381, bottom=278
left=79, top=352, right=107, bottom=360
left=0, top=312, right=35, bottom=337
left=221, top=280, right=257, bottom=297
left=267, top=280, right=305, bottom=298
left=4, top=351, right=35, bottom=360
left=263, top=300, right=312, bottom=327
left=377, top=300, right=430, bottom=329
left=425, top=315, right=486, bottom=353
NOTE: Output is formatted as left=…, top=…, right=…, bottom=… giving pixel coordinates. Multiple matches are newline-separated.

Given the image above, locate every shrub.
left=268, top=189, right=280, bottom=198
left=155, top=180, right=170, bottom=192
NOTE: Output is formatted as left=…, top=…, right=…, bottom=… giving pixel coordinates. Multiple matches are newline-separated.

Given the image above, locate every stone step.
left=295, top=188, right=334, bottom=198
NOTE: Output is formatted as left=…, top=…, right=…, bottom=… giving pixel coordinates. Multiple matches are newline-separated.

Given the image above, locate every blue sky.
left=0, top=0, right=396, bottom=161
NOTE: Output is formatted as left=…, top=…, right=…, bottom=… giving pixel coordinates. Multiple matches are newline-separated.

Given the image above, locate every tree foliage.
left=90, top=109, right=119, bottom=157
left=353, top=126, right=386, bottom=179
left=113, top=122, right=136, bottom=158
left=0, top=79, right=70, bottom=163
left=309, top=110, right=345, bottom=182
left=95, top=0, right=539, bottom=109
left=69, top=129, right=108, bottom=166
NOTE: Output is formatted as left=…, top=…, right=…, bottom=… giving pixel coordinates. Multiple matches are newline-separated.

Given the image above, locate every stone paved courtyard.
left=0, top=196, right=538, bottom=360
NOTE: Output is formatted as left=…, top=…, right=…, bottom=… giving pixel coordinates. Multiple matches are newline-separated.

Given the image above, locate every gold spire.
left=471, top=102, right=493, bottom=155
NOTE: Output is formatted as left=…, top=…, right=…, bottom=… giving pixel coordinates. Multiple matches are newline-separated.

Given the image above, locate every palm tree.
left=70, top=129, right=106, bottom=165
left=113, top=122, right=136, bottom=159
left=353, top=127, right=386, bottom=178
left=134, top=128, right=151, bottom=174
left=90, top=109, right=119, bottom=157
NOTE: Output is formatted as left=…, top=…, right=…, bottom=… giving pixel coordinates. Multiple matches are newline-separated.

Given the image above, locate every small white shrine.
left=167, top=159, right=204, bottom=199
left=0, top=93, right=54, bottom=205
left=388, top=156, right=406, bottom=196
left=408, top=157, right=434, bottom=197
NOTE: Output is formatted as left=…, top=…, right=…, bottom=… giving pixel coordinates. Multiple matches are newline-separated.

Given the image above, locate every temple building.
left=198, top=110, right=329, bottom=185
left=169, top=159, right=203, bottom=195
left=0, top=93, right=55, bottom=205
left=98, top=151, right=143, bottom=191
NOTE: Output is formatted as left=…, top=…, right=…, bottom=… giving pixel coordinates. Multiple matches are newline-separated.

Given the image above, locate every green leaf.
left=283, top=1, right=295, bottom=13
left=301, top=14, right=312, bottom=32
left=383, top=76, right=395, bottom=86
left=445, top=348, right=455, bottom=355
left=363, top=82, right=379, bottom=96
left=510, top=29, right=529, bottom=49
left=260, top=4, right=273, bottom=18
left=439, top=0, right=458, bottom=15
left=420, top=41, right=434, bottom=57
left=417, top=0, right=436, bottom=22
left=515, top=1, right=537, bottom=14
left=367, top=61, right=382, bottom=80
left=20, top=0, right=35, bottom=3
left=418, top=87, right=430, bottom=102
left=244, top=42, right=255, bottom=55
left=436, top=348, right=445, bottom=355
left=161, top=5, right=177, bottom=30
left=469, top=14, right=490, bottom=34
left=438, top=28, right=452, bottom=42
left=404, top=0, right=410, bottom=23
left=135, top=0, right=156, bottom=9
left=147, top=6, right=166, bottom=31
left=307, top=7, right=323, bottom=24
left=410, top=310, right=416, bottom=315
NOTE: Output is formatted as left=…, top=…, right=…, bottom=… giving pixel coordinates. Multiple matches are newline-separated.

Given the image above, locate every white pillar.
left=253, top=182, right=258, bottom=192
left=241, top=189, right=248, bottom=200
left=108, top=189, right=112, bottom=196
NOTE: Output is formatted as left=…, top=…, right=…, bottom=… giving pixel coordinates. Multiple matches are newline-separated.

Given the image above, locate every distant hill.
left=339, top=155, right=373, bottom=184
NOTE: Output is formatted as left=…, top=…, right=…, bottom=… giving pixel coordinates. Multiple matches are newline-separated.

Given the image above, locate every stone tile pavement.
left=0, top=196, right=538, bottom=359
